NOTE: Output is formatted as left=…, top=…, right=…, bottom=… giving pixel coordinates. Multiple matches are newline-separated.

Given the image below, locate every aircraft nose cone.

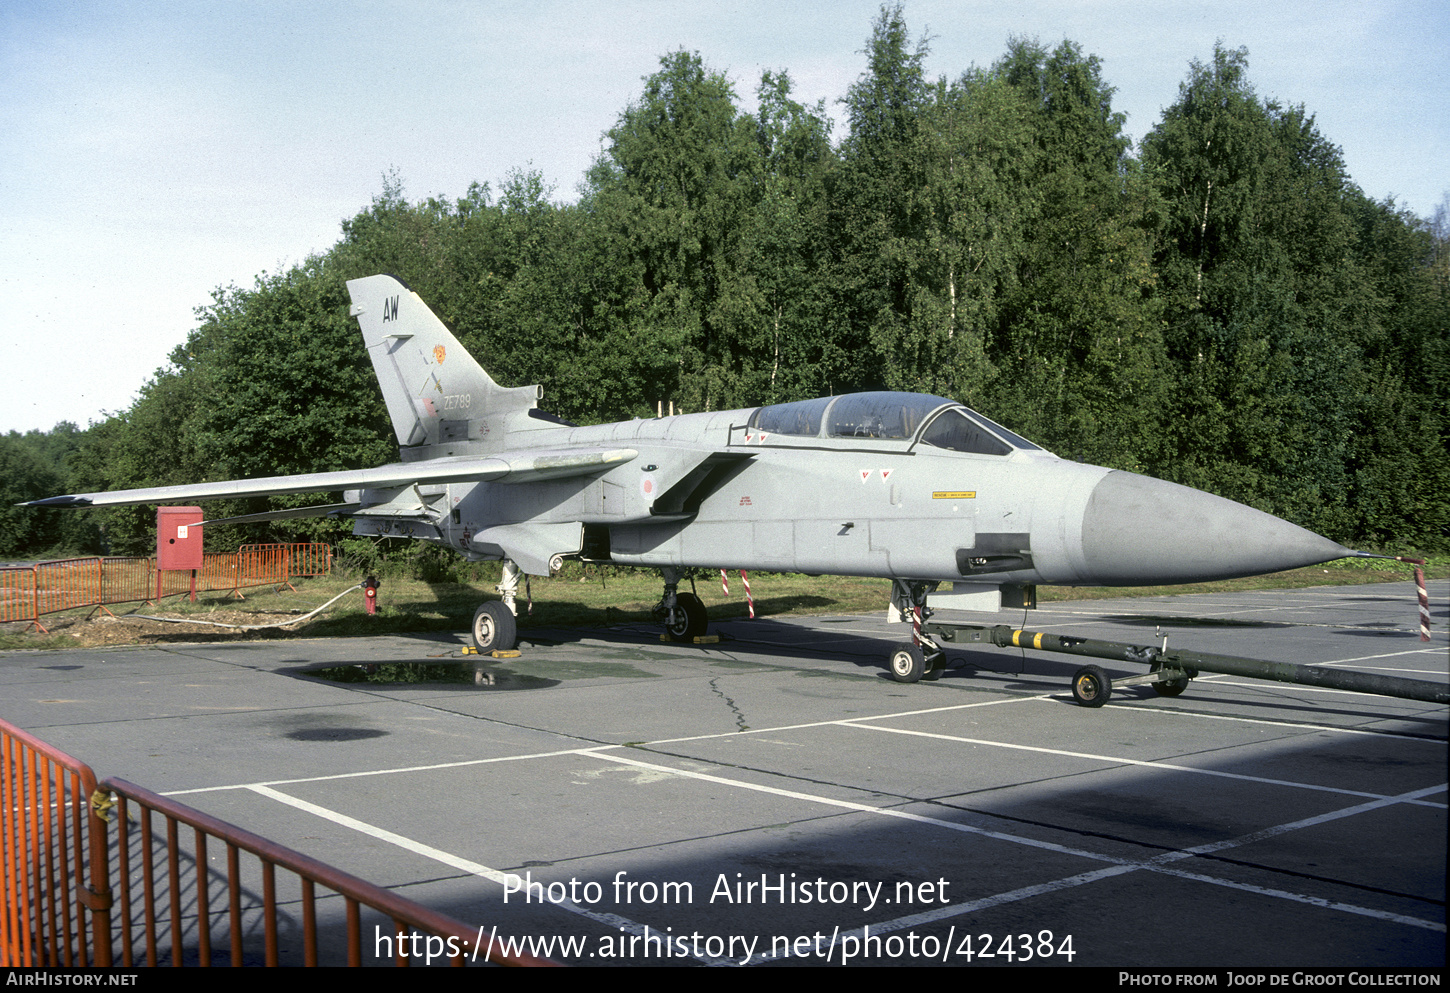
left=1079, top=471, right=1352, bottom=585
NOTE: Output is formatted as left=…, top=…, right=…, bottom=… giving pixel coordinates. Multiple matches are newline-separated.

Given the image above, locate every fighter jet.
left=30, top=274, right=1363, bottom=679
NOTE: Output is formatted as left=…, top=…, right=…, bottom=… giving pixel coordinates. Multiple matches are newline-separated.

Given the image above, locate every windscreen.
left=919, top=409, right=1012, bottom=455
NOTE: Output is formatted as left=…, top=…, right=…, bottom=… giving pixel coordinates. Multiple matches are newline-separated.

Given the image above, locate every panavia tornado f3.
left=31, top=274, right=1366, bottom=680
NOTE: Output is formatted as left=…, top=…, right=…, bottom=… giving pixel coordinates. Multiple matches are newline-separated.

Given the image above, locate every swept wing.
left=25, top=447, right=638, bottom=509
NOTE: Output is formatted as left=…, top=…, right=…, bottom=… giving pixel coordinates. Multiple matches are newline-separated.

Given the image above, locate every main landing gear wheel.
left=665, top=592, right=708, bottom=642
left=890, top=644, right=926, bottom=683
left=1071, top=665, right=1112, bottom=708
left=1150, top=662, right=1189, bottom=697
left=472, top=601, right=517, bottom=653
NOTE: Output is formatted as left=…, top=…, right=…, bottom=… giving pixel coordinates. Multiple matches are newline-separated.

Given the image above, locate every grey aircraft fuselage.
left=397, top=405, right=1335, bottom=590
left=31, top=273, right=1358, bottom=634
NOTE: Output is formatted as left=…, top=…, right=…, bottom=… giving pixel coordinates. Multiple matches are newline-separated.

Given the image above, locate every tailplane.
left=347, top=274, right=539, bottom=451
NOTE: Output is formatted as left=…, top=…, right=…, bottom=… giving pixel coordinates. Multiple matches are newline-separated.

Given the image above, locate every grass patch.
left=0, top=555, right=1438, bottom=652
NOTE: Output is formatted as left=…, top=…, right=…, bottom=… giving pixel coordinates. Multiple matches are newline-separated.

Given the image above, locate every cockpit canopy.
left=748, top=391, right=1042, bottom=456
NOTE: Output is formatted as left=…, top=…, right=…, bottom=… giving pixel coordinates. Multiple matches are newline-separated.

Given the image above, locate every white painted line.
left=168, top=699, right=1060, bottom=798
left=246, top=783, right=726, bottom=965
left=164, top=746, right=614, bottom=795
left=1040, top=597, right=1440, bottom=631
left=176, top=741, right=1446, bottom=956
left=1167, top=678, right=1450, bottom=705
left=163, top=680, right=1442, bottom=806
left=582, top=749, right=1124, bottom=864
left=646, top=692, right=1054, bottom=745
left=583, top=752, right=1446, bottom=942
left=1107, top=699, right=1448, bottom=743
left=1138, top=783, right=1449, bottom=933
left=836, top=721, right=1448, bottom=807
left=1148, top=863, right=1446, bottom=932
left=248, top=784, right=514, bottom=884
left=1165, top=783, right=1448, bottom=859
left=1322, top=648, right=1449, bottom=666
left=746, top=865, right=1139, bottom=965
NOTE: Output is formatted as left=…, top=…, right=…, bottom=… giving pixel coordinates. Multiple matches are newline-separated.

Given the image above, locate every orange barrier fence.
left=287, top=542, right=333, bottom=578
left=101, top=778, right=551, bottom=967
left=197, top=553, right=244, bottom=596
left=0, top=717, right=550, bottom=967
left=239, top=544, right=291, bottom=589
left=0, top=568, right=38, bottom=628
left=0, top=544, right=331, bottom=630
left=101, top=556, right=153, bottom=608
left=0, top=722, right=112, bottom=967
left=34, top=558, right=102, bottom=618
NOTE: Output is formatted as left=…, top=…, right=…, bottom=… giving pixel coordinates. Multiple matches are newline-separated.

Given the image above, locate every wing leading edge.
left=25, top=447, right=639, bottom=509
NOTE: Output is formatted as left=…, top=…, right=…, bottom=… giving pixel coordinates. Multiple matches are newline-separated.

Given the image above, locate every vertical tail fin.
left=346, top=274, right=539, bottom=450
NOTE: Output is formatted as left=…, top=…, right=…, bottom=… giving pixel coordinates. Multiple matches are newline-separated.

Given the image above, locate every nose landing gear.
left=888, top=579, right=945, bottom=682
left=653, top=567, right=709, bottom=642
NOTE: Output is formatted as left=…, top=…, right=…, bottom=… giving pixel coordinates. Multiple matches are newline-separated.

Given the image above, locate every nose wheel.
left=890, top=644, right=925, bottom=682
left=889, top=643, right=946, bottom=683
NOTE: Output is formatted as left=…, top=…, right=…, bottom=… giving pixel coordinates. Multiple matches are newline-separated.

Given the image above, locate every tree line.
left=6, top=5, right=1446, bottom=562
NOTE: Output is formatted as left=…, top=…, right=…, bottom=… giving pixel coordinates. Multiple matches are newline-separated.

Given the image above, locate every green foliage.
left=0, top=436, right=64, bottom=557
left=588, top=50, right=770, bottom=413
left=1140, top=43, right=1446, bottom=551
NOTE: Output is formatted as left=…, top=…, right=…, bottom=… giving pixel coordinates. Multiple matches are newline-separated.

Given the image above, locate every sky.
left=2, top=0, right=1446, bottom=435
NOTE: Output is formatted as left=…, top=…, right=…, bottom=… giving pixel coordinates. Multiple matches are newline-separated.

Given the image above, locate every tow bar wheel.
left=890, top=644, right=926, bottom=683
left=1150, top=662, right=1189, bottom=697
left=1072, top=664, right=1112, bottom=707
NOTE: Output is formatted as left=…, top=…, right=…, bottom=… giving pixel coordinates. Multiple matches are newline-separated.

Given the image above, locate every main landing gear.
left=653, top=567, right=708, bottom=642
left=472, top=601, right=517, bottom=653
left=888, top=579, right=946, bottom=683
left=471, top=559, right=520, bottom=652
left=470, top=561, right=714, bottom=654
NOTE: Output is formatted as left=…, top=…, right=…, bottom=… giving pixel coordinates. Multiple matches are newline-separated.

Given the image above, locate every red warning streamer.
left=720, top=569, right=754, bottom=619
left=1415, top=567, right=1430, bottom=642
